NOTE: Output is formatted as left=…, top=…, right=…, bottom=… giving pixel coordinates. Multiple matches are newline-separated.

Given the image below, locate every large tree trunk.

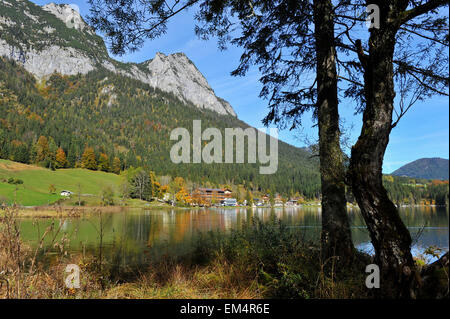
left=314, top=0, right=354, bottom=263
left=348, top=3, right=416, bottom=298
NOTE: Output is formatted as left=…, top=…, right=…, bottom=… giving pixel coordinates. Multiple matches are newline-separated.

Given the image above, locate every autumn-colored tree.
left=170, top=177, right=186, bottom=195
left=112, top=157, right=121, bottom=174
left=35, top=136, right=49, bottom=163
left=160, top=184, right=168, bottom=199
left=176, top=187, right=190, bottom=205
left=383, top=175, right=395, bottom=183
left=432, top=180, right=448, bottom=186
left=184, top=194, right=192, bottom=205
left=98, top=153, right=109, bottom=172
left=149, top=171, right=157, bottom=198
left=153, top=181, right=162, bottom=198
left=55, top=147, right=68, bottom=168
left=81, top=146, right=97, bottom=170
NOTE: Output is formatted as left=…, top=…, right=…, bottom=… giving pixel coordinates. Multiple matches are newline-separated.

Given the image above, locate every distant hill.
left=391, top=158, right=449, bottom=180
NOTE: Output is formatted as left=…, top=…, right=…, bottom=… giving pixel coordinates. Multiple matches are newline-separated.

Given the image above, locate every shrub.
left=7, top=177, right=23, bottom=185
left=190, top=215, right=368, bottom=299
left=101, top=186, right=115, bottom=206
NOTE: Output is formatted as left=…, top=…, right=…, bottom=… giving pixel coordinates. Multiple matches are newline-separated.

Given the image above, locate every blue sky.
left=32, top=1, right=449, bottom=173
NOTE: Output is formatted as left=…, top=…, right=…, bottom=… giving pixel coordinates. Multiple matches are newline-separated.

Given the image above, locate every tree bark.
left=348, top=2, right=416, bottom=298
left=314, top=0, right=354, bottom=263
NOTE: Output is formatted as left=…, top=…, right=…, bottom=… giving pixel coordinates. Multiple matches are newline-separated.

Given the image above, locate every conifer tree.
left=112, top=156, right=121, bottom=174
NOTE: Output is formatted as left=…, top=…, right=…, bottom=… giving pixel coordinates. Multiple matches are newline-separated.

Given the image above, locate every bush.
left=72, top=200, right=86, bottom=206
left=101, top=186, right=115, bottom=206
left=190, top=215, right=368, bottom=299
left=7, top=177, right=23, bottom=185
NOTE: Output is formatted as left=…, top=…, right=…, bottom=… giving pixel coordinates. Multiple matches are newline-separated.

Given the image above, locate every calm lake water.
left=18, top=206, right=449, bottom=269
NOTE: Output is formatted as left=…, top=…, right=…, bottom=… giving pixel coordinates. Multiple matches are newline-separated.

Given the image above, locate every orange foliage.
left=35, top=136, right=49, bottom=162
left=55, top=147, right=68, bottom=168
left=11, top=140, right=23, bottom=147
left=431, top=179, right=449, bottom=185
left=81, top=146, right=97, bottom=170
left=27, top=112, right=44, bottom=124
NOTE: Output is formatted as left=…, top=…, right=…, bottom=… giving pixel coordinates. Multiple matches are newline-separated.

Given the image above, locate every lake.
left=18, top=206, right=449, bottom=269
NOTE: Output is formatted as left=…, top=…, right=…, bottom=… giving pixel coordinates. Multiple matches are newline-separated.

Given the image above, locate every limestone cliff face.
left=116, top=52, right=236, bottom=116
left=41, top=2, right=94, bottom=33
left=144, top=52, right=236, bottom=116
left=0, top=0, right=237, bottom=117
left=0, top=39, right=96, bottom=77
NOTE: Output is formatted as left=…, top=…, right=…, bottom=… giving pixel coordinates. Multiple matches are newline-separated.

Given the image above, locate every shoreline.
left=2, top=202, right=447, bottom=218
left=1, top=204, right=177, bottom=218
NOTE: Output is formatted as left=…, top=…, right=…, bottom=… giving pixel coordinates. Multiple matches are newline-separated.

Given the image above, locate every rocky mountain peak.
left=42, top=2, right=92, bottom=33
left=138, top=51, right=236, bottom=116
left=0, top=0, right=237, bottom=117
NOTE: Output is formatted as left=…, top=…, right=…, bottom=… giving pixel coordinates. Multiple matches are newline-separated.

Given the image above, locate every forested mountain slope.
left=0, top=57, right=321, bottom=197
left=391, top=158, right=449, bottom=180
left=0, top=0, right=322, bottom=196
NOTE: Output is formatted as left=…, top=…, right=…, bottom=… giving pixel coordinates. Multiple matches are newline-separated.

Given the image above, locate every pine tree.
left=47, top=137, right=58, bottom=169
left=112, top=156, right=121, bottom=174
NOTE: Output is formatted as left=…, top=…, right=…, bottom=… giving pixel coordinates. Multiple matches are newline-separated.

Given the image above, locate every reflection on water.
left=18, top=206, right=449, bottom=268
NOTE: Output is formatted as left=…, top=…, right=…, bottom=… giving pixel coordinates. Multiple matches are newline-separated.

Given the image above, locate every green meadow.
left=0, top=159, right=121, bottom=206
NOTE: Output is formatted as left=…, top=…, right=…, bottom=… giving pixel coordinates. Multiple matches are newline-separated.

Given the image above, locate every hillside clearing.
left=0, top=159, right=121, bottom=206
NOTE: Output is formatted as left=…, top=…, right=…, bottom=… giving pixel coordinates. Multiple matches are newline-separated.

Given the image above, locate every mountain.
left=391, top=158, right=449, bottom=180
left=0, top=0, right=321, bottom=197
left=0, top=0, right=236, bottom=116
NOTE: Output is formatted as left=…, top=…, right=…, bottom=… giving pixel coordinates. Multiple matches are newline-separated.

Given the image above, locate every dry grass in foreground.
left=0, top=205, right=370, bottom=299
left=4, top=205, right=446, bottom=299
left=105, top=259, right=263, bottom=299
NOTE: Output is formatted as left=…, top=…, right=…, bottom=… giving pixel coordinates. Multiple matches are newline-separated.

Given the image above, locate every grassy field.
left=0, top=159, right=122, bottom=206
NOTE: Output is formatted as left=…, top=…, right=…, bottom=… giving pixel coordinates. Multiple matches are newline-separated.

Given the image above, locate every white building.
left=60, top=190, right=73, bottom=197
left=222, top=198, right=238, bottom=206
